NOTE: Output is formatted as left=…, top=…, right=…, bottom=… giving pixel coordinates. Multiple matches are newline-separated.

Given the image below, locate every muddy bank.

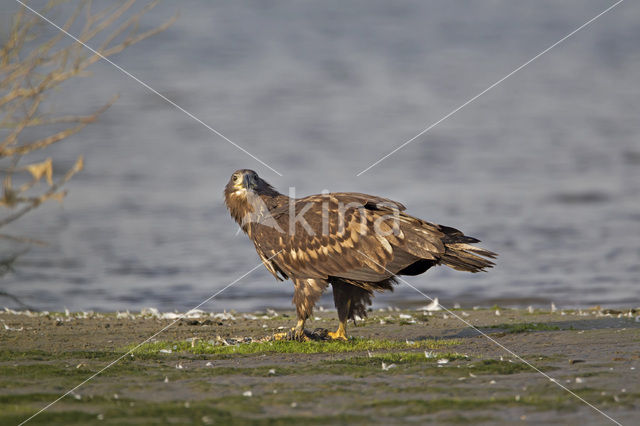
left=1, top=306, right=639, bottom=425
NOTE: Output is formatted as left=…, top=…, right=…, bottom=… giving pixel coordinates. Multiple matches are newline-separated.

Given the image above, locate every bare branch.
left=0, top=233, right=48, bottom=246
left=0, top=95, right=117, bottom=157
left=0, top=155, right=83, bottom=228
left=0, top=0, right=174, bottom=245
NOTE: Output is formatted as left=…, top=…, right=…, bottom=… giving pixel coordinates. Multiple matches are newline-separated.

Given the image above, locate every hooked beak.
left=243, top=174, right=256, bottom=190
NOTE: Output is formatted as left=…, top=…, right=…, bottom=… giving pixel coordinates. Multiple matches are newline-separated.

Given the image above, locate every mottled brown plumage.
left=224, top=169, right=496, bottom=340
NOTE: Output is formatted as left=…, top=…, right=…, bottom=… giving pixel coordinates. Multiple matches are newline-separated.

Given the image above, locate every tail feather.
left=433, top=224, right=497, bottom=272
left=393, top=217, right=497, bottom=274
left=441, top=243, right=496, bottom=273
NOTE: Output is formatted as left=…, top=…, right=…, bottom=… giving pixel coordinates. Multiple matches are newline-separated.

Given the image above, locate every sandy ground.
left=1, top=306, right=639, bottom=425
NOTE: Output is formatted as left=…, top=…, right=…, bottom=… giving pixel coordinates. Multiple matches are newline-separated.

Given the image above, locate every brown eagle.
left=224, top=169, right=496, bottom=340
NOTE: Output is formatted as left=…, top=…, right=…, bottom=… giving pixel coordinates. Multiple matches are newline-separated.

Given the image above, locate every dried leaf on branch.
left=0, top=0, right=174, bottom=243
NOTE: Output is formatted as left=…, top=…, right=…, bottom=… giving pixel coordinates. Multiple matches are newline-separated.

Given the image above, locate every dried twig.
left=0, top=0, right=174, bottom=242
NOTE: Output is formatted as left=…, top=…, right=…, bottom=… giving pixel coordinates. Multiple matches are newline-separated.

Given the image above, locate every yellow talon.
left=328, top=321, right=348, bottom=340
left=328, top=330, right=347, bottom=340
left=273, top=319, right=310, bottom=341
left=272, top=332, right=289, bottom=341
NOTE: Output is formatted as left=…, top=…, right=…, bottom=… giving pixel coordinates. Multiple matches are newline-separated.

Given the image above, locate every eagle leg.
left=328, top=316, right=348, bottom=341
left=329, top=289, right=350, bottom=340
left=289, top=278, right=329, bottom=341
left=273, top=318, right=309, bottom=341
left=291, top=318, right=308, bottom=341
left=330, top=279, right=374, bottom=340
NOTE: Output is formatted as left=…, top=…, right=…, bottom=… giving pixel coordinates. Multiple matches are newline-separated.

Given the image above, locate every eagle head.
left=225, top=169, right=259, bottom=196
left=224, top=169, right=283, bottom=230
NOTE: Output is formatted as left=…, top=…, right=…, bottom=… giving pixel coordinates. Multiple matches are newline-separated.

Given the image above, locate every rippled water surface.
left=1, top=0, right=639, bottom=312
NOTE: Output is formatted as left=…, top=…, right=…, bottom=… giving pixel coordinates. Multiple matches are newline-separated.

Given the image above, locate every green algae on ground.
left=0, top=397, right=369, bottom=426
left=324, top=355, right=553, bottom=377
left=465, top=359, right=552, bottom=374
left=329, top=351, right=468, bottom=366
left=363, top=393, right=579, bottom=416
left=128, top=337, right=462, bottom=357
left=0, top=349, right=122, bottom=362
left=366, top=397, right=518, bottom=415
left=489, top=322, right=568, bottom=333
left=2, top=308, right=638, bottom=425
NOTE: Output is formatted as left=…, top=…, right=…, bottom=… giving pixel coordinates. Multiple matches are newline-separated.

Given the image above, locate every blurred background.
left=0, top=0, right=638, bottom=312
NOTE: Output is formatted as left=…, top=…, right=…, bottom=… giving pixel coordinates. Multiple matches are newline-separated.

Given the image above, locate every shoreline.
left=4, top=294, right=640, bottom=316
left=1, top=307, right=639, bottom=424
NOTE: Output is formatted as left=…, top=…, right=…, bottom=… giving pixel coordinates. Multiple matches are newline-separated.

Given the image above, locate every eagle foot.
left=291, top=327, right=310, bottom=342
left=271, top=332, right=289, bottom=341
left=327, top=330, right=348, bottom=341
left=272, top=328, right=310, bottom=342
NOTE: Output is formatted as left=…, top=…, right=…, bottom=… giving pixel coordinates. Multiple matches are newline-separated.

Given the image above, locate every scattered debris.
left=1, top=320, right=23, bottom=331
left=417, top=298, right=441, bottom=312
left=116, top=311, right=132, bottom=319
left=381, top=362, right=396, bottom=371
left=216, top=336, right=233, bottom=346
left=140, top=307, right=160, bottom=317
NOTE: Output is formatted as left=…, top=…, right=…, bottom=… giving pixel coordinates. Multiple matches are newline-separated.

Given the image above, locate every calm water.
left=1, top=0, right=639, bottom=312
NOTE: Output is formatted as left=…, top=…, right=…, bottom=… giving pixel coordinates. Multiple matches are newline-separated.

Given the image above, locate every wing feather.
left=250, top=192, right=457, bottom=281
